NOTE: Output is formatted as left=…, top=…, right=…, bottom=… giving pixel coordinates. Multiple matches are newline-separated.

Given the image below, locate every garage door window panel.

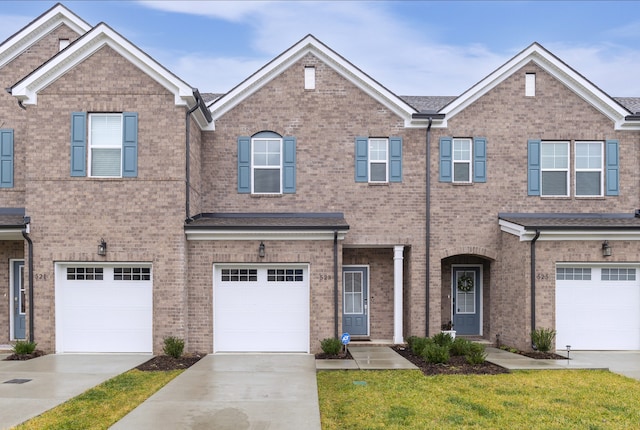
left=67, top=267, right=104, bottom=281
left=602, top=268, right=636, bottom=281
left=114, top=267, right=151, bottom=281
left=221, top=268, right=257, bottom=282
left=556, top=267, right=591, bottom=280
left=268, top=268, right=304, bottom=282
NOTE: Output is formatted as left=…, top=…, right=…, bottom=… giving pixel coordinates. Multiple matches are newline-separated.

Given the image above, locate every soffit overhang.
left=499, top=212, right=640, bottom=241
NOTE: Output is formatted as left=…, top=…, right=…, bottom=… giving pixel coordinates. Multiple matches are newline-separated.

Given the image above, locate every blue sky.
left=2, top=1, right=639, bottom=97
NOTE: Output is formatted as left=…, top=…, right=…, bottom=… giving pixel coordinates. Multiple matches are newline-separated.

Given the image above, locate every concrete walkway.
left=112, top=354, right=321, bottom=430
left=316, top=345, right=417, bottom=370
left=0, top=353, right=149, bottom=429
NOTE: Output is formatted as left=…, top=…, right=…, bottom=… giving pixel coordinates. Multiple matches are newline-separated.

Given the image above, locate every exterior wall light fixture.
left=258, top=241, right=265, bottom=258
left=98, top=238, right=107, bottom=256
left=602, top=240, right=612, bottom=257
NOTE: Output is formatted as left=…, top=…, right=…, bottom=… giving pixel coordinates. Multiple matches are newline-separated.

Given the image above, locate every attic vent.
left=304, top=66, right=315, bottom=90
left=59, top=39, right=70, bottom=51
left=525, top=73, right=536, bottom=97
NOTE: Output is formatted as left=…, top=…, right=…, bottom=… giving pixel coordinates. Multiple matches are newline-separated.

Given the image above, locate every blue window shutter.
left=527, top=140, right=541, bottom=196
left=605, top=139, right=619, bottom=196
left=237, top=136, right=251, bottom=193
left=389, top=136, right=402, bottom=182
left=439, top=137, right=452, bottom=182
left=355, top=137, right=368, bottom=182
left=0, top=129, right=14, bottom=188
left=70, top=112, right=87, bottom=177
left=122, top=112, right=138, bottom=177
left=282, top=136, right=296, bottom=193
left=473, top=137, right=487, bottom=183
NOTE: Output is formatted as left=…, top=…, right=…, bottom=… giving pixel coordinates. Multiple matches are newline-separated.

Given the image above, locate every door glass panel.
left=456, top=271, right=476, bottom=314
left=19, top=266, right=25, bottom=315
left=344, top=272, right=363, bottom=314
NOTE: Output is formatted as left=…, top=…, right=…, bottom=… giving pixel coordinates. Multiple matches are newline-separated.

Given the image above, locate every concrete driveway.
left=112, top=354, right=321, bottom=430
left=0, top=353, right=150, bottom=429
left=566, top=351, right=640, bottom=381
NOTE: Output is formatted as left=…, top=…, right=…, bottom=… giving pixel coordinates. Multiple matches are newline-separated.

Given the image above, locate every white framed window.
left=89, top=114, right=123, bottom=177
left=453, top=138, right=472, bottom=183
left=252, top=137, right=282, bottom=194
left=304, top=66, right=315, bottom=90
left=541, top=141, right=569, bottom=196
left=575, top=141, right=603, bottom=197
left=369, top=138, right=388, bottom=182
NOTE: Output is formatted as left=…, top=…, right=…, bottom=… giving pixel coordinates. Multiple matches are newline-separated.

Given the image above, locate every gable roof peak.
left=0, top=2, right=92, bottom=70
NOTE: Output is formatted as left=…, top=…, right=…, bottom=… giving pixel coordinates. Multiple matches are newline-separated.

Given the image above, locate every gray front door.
left=342, top=267, right=368, bottom=336
left=13, top=261, right=25, bottom=339
left=453, top=267, right=480, bottom=335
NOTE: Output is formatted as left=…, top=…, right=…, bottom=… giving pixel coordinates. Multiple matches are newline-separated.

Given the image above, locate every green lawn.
left=14, top=369, right=182, bottom=430
left=317, top=369, right=640, bottom=429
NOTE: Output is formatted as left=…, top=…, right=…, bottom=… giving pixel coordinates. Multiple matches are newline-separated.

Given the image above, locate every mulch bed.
left=315, top=349, right=353, bottom=360
left=136, top=353, right=205, bottom=371
left=392, top=346, right=509, bottom=376
left=3, top=350, right=46, bottom=361
left=517, top=350, right=567, bottom=360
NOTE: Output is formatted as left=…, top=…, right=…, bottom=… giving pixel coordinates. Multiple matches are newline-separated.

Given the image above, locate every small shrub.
left=531, top=327, right=556, bottom=352
left=320, top=338, right=342, bottom=355
left=405, top=336, right=420, bottom=350
left=422, top=343, right=450, bottom=364
left=410, top=337, right=432, bottom=356
left=465, top=343, right=487, bottom=365
left=163, top=336, right=184, bottom=358
left=450, top=337, right=473, bottom=356
left=13, top=340, right=37, bottom=355
left=431, top=332, right=454, bottom=348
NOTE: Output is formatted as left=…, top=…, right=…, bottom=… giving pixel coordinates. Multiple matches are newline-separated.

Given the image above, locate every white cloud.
left=139, top=0, right=274, bottom=21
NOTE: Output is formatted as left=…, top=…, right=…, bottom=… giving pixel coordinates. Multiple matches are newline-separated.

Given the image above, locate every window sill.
left=452, top=182, right=473, bottom=186
left=367, top=182, right=390, bottom=186
left=250, top=194, right=284, bottom=198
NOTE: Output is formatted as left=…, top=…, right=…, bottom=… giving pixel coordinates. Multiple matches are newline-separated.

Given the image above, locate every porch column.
left=393, top=245, right=404, bottom=344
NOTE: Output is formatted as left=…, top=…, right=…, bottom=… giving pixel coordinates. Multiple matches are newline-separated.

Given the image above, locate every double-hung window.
left=355, top=136, right=402, bottom=183
left=453, top=138, right=472, bottom=183
left=70, top=112, right=138, bottom=178
left=252, top=136, right=282, bottom=194
left=439, top=137, right=487, bottom=183
left=237, top=132, right=296, bottom=194
left=540, top=141, right=569, bottom=196
left=90, top=114, right=123, bottom=177
left=369, top=138, right=388, bottom=182
left=575, top=141, right=603, bottom=196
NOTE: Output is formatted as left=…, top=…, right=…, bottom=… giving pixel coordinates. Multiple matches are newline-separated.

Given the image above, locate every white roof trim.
left=10, top=23, right=212, bottom=130
left=440, top=43, right=637, bottom=131
left=186, top=228, right=348, bottom=241
left=499, top=219, right=640, bottom=241
left=209, top=35, right=418, bottom=127
left=0, top=4, right=91, bottom=70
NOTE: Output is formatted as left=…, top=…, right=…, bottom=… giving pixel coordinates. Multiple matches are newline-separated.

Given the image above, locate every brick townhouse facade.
left=1, top=3, right=639, bottom=354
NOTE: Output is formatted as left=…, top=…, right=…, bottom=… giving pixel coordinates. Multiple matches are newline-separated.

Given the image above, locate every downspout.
left=185, top=91, right=203, bottom=222
left=425, top=117, right=433, bottom=336
left=21, top=217, right=34, bottom=343
left=530, top=229, right=541, bottom=348
left=333, top=230, right=339, bottom=338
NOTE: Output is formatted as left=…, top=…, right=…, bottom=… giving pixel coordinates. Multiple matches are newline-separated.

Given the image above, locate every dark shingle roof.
left=499, top=212, right=640, bottom=230
left=0, top=208, right=26, bottom=228
left=186, top=212, right=349, bottom=230
left=615, top=97, right=640, bottom=114
left=400, top=96, right=457, bottom=113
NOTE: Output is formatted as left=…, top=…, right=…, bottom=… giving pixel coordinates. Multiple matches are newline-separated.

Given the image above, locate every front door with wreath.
left=452, top=267, right=481, bottom=335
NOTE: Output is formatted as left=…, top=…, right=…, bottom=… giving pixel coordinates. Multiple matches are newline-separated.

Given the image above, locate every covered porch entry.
left=441, top=255, right=492, bottom=337
left=342, top=246, right=408, bottom=343
left=0, top=208, right=29, bottom=344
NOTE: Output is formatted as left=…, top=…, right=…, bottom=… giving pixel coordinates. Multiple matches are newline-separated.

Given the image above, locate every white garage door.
left=56, top=264, right=153, bottom=353
left=214, top=265, right=309, bottom=353
left=556, top=266, right=640, bottom=350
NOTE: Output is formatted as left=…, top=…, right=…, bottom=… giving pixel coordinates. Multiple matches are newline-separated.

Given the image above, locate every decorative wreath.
left=457, top=274, right=474, bottom=292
